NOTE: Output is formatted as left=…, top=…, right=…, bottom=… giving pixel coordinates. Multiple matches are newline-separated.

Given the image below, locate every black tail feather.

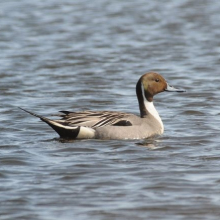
left=19, top=107, right=50, bottom=123
left=44, top=122, right=80, bottom=139
left=19, top=107, right=80, bottom=139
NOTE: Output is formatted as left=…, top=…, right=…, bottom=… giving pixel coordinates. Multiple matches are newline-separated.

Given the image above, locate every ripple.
left=0, top=157, right=29, bottom=166
left=1, top=0, right=220, bottom=220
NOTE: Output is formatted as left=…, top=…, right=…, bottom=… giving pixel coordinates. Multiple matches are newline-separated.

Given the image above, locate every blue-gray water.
left=1, top=0, right=220, bottom=219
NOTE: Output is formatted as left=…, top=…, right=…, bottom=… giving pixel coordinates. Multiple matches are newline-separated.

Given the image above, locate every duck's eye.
left=155, top=79, right=159, bottom=82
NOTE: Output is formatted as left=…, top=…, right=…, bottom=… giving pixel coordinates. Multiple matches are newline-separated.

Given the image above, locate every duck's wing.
left=57, top=110, right=133, bottom=128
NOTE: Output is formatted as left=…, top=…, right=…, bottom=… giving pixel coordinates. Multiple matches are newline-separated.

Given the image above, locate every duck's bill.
left=165, top=84, right=186, bottom=92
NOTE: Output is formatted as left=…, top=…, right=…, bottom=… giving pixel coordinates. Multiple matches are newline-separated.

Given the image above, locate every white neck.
left=141, top=83, right=164, bottom=133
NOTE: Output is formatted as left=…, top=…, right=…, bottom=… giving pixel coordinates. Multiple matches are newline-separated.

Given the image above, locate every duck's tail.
left=19, top=107, right=82, bottom=139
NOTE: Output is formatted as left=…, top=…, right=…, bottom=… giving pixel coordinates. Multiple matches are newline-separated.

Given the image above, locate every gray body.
left=94, top=114, right=162, bottom=139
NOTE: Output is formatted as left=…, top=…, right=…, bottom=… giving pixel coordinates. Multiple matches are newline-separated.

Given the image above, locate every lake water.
left=1, top=0, right=220, bottom=219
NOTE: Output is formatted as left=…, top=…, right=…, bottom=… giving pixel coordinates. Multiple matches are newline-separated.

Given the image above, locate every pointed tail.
left=19, top=107, right=52, bottom=123
left=19, top=107, right=80, bottom=139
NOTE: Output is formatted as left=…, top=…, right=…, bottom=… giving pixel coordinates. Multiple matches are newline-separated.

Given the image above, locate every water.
left=1, top=0, right=220, bottom=219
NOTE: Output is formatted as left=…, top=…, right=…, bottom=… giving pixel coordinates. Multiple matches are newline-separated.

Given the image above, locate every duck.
left=20, top=72, right=185, bottom=140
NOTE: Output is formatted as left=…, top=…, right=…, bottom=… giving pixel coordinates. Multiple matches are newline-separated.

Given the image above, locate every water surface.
left=1, top=0, right=220, bottom=219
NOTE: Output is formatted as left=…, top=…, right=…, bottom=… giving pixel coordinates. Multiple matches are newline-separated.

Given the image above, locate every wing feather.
left=56, top=111, right=133, bottom=128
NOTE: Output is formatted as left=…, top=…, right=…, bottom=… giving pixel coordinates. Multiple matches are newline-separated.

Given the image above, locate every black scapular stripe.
left=113, top=120, right=132, bottom=126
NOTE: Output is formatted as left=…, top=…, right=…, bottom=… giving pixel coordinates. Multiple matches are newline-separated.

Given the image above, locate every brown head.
left=139, top=72, right=167, bottom=101
left=136, top=72, right=185, bottom=117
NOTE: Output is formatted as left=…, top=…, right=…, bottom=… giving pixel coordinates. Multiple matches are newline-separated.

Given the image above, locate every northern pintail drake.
left=20, top=72, right=185, bottom=140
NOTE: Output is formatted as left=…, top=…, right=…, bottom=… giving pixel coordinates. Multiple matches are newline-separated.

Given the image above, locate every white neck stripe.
left=141, top=83, right=164, bottom=132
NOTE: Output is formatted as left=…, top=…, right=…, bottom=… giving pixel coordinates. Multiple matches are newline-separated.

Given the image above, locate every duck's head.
left=136, top=72, right=185, bottom=102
